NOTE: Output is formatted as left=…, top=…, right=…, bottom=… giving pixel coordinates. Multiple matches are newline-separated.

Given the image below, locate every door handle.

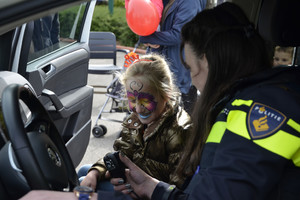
left=41, top=64, right=56, bottom=77
left=42, top=89, right=67, bottom=118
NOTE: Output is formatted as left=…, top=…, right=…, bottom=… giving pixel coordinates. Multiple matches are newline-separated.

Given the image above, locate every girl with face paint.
left=79, top=54, right=193, bottom=191
left=126, top=79, right=165, bottom=125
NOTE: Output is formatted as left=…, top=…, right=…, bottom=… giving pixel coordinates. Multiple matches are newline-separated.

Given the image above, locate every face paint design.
left=139, top=113, right=151, bottom=119
left=126, top=79, right=167, bottom=124
left=127, top=91, right=157, bottom=114
left=127, top=91, right=137, bottom=111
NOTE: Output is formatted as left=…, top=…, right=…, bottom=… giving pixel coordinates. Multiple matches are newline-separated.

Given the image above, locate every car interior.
left=0, top=0, right=299, bottom=199
left=0, top=0, right=96, bottom=199
left=0, top=0, right=96, bottom=167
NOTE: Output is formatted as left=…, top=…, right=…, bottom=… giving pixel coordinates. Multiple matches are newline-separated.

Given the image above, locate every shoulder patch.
left=247, top=103, right=286, bottom=139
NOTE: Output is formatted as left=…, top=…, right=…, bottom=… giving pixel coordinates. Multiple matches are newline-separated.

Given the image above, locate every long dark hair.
left=176, top=2, right=272, bottom=177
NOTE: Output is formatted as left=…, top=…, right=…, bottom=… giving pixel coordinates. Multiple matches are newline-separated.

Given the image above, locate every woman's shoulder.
left=224, top=68, right=300, bottom=140
left=234, top=68, right=300, bottom=117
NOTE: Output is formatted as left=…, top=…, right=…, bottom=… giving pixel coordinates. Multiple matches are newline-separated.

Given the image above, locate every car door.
left=8, top=0, right=96, bottom=167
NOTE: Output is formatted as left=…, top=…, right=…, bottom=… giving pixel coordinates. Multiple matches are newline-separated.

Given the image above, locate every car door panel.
left=26, top=45, right=93, bottom=167
left=19, top=1, right=96, bottom=167
left=27, top=47, right=89, bottom=94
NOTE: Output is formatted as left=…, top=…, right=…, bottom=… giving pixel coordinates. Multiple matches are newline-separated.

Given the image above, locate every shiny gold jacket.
left=90, top=105, right=192, bottom=188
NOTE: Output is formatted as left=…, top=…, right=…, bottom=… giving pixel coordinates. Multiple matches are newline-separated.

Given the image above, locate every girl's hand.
left=80, top=170, right=99, bottom=191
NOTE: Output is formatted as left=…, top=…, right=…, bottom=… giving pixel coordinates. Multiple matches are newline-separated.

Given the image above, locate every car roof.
left=0, top=0, right=88, bottom=35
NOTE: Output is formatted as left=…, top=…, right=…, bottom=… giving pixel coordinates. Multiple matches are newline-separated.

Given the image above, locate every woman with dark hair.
left=175, top=1, right=272, bottom=180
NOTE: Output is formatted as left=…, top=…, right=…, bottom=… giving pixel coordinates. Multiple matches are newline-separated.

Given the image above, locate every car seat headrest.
left=258, top=0, right=300, bottom=47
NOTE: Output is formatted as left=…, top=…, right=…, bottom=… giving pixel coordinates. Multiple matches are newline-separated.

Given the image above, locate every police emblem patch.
left=247, top=103, right=286, bottom=139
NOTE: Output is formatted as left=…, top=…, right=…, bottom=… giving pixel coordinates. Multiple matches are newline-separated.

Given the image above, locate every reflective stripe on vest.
left=207, top=121, right=227, bottom=143
left=213, top=99, right=300, bottom=167
left=254, top=129, right=300, bottom=167
left=206, top=99, right=253, bottom=143
left=231, top=99, right=253, bottom=107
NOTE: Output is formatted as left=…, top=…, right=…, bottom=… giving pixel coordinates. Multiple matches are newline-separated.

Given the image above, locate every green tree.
left=91, top=4, right=140, bottom=47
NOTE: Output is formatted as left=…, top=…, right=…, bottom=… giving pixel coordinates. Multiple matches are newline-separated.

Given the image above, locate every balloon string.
left=133, top=39, right=140, bottom=53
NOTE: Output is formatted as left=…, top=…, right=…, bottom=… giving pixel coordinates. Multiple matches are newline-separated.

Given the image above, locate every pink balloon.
left=126, top=0, right=160, bottom=36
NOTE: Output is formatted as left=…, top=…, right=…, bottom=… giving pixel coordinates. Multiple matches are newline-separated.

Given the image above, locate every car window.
left=295, top=47, right=300, bottom=66
left=27, top=3, right=87, bottom=63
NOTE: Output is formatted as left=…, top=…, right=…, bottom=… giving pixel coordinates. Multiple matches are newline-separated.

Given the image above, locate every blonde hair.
left=120, top=54, right=180, bottom=107
left=274, top=46, right=294, bottom=57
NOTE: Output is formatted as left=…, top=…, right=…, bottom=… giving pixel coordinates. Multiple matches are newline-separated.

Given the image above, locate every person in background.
left=32, top=13, right=60, bottom=52
left=273, top=45, right=294, bottom=67
left=140, top=0, right=207, bottom=115
left=78, top=54, right=192, bottom=191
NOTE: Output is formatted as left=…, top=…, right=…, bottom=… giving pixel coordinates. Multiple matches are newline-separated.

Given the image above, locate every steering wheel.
left=0, top=84, right=79, bottom=197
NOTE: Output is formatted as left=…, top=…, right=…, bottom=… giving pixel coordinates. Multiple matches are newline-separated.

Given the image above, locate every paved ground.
left=76, top=50, right=141, bottom=170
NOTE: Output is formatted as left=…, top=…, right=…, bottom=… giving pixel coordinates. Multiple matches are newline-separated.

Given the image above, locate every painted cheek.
left=128, top=101, right=136, bottom=111
left=127, top=91, right=136, bottom=111
left=137, top=92, right=157, bottom=112
left=139, top=98, right=157, bottom=112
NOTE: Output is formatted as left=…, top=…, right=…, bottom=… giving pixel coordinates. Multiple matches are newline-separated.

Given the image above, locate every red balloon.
left=126, top=0, right=160, bottom=36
